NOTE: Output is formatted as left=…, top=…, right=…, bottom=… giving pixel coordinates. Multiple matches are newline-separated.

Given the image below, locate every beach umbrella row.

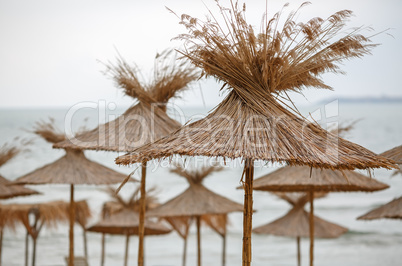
left=0, top=143, right=40, bottom=266
left=251, top=166, right=389, bottom=266
left=0, top=200, right=90, bottom=266
left=115, top=3, right=397, bottom=266
left=147, top=163, right=243, bottom=266
left=54, top=49, right=199, bottom=266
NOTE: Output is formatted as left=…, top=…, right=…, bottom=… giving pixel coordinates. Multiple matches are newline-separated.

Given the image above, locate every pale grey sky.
left=0, top=0, right=401, bottom=108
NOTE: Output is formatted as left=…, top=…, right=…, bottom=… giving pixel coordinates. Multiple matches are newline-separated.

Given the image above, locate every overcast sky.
left=0, top=0, right=401, bottom=109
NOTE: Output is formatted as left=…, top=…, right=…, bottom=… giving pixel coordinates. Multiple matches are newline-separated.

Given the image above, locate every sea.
left=0, top=101, right=401, bottom=266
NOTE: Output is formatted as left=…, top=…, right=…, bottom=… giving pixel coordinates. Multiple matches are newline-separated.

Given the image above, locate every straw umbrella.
left=357, top=196, right=402, bottom=220
left=0, top=143, right=39, bottom=266
left=0, top=143, right=39, bottom=200
left=88, top=187, right=171, bottom=266
left=253, top=193, right=348, bottom=266
left=251, top=166, right=389, bottom=266
left=380, top=145, right=402, bottom=164
left=54, top=49, right=199, bottom=266
left=0, top=200, right=91, bottom=266
left=88, top=209, right=171, bottom=266
left=13, top=121, right=133, bottom=266
left=115, top=2, right=397, bottom=266
left=146, top=164, right=243, bottom=266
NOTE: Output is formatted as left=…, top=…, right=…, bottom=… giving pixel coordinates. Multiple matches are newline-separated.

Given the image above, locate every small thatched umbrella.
left=253, top=193, right=348, bottom=266
left=13, top=120, right=133, bottom=266
left=380, top=145, right=402, bottom=164
left=88, top=209, right=171, bottom=266
left=0, top=143, right=39, bottom=200
left=146, top=164, right=243, bottom=266
left=54, top=49, right=199, bottom=266
left=0, top=200, right=90, bottom=266
left=0, top=143, right=39, bottom=266
left=115, top=2, right=397, bottom=266
left=88, top=187, right=171, bottom=266
left=357, top=196, right=402, bottom=220
left=251, top=166, right=389, bottom=266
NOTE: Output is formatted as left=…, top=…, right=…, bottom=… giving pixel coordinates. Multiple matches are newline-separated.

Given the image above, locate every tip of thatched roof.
left=33, top=118, right=66, bottom=144
left=0, top=143, right=20, bottom=168
left=104, top=49, right=199, bottom=105
left=170, top=162, right=224, bottom=185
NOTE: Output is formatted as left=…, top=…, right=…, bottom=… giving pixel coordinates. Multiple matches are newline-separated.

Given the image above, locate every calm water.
left=0, top=102, right=401, bottom=266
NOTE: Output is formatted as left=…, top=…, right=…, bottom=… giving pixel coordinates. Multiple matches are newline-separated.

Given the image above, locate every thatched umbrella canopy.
left=115, top=2, right=397, bottom=266
left=0, top=200, right=91, bottom=266
left=253, top=193, right=347, bottom=266
left=88, top=187, right=171, bottom=266
left=380, top=145, right=402, bottom=164
left=54, top=49, right=199, bottom=266
left=0, top=176, right=39, bottom=200
left=146, top=164, right=243, bottom=266
left=0, top=143, right=39, bottom=266
left=251, top=166, right=388, bottom=265
left=358, top=196, right=402, bottom=220
left=0, top=143, right=39, bottom=200
left=13, top=121, right=132, bottom=266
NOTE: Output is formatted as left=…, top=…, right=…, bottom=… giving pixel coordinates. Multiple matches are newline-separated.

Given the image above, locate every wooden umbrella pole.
left=222, top=232, right=226, bottom=266
left=69, top=184, right=75, bottom=266
left=0, top=229, right=3, bottom=266
left=124, top=234, right=129, bottom=266
left=182, top=236, right=188, bottom=266
left=297, top=236, right=301, bottom=266
left=25, top=231, right=29, bottom=266
left=138, top=161, right=147, bottom=266
left=242, top=158, right=254, bottom=266
left=31, top=236, right=37, bottom=266
left=309, top=190, right=314, bottom=266
left=101, top=234, right=105, bottom=266
left=83, top=230, right=88, bottom=259
left=196, top=216, right=201, bottom=266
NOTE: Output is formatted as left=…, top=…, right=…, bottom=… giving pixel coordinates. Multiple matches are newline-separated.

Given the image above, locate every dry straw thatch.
left=0, top=143, right=39, bottom=200
left=251, top=165, right=388, bottom=266
left=54, top=50, right=199, bottom=266
left=13, top=120, right=132, bottom=266
left=54, top=49, right=199, bottom=152
left=380, top=145, right=402, bottom=164
left=357, top=196, right=402, bottom=220
left=253, top=193, right=347, bottom=266
left=147, top=163, right=242, bottom=266
left=252, top=166, right=389, bottom=192
left=88, top=187, right=171, bottom=266
left=0, top=200, right=91, bottom=266
left=115, top=2, right=396, bottom=266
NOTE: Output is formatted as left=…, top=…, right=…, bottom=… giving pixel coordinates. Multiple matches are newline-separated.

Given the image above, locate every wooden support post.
left=309, top=190, right=314, bottom=266
left=182, top=236, right=188, bottom=266
left=124, top=234, right=130, bottom=266
left=196, top=216, right=201, bottom=266
left=297, top=236, right=301, bottom=266
left=138, top=161, right=147, bottom=266
left=242, top=158, right=254, bottom=266
left=69, top=184, right=75, bottom=266
left=101, top=234, right=105, bottom=266
left=25, top=231, right=29, bottom=266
